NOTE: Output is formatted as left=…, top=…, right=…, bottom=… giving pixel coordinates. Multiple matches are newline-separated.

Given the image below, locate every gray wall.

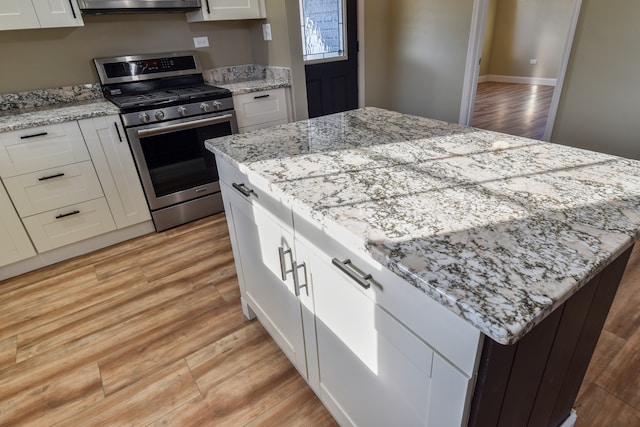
left=486, top=0, right=573, bottom=79
left=250, top=0, right=308, bottom=120
left=0, top=14, right=255, bottom=93
left=551, top=0, right=640, bottom=160
left=384, top=0, right=474, bottom=123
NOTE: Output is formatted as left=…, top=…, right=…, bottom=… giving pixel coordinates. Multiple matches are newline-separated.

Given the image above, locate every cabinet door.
left=31, top=0, right=83, bottom=28
left=187, top=0, right=265, bottom=21
left=222, top=181, right=307, bottom=375
left=79, top=116, right=151, bottom=229
left=0, top=0, right=39, bottom=31
left=0, top=182, right=36, bottom=267
left=306, top=236, right=473, bottom=427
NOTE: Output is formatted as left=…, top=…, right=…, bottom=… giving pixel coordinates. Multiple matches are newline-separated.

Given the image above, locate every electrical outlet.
left=262, top=23, right=272, bottom=41
left=529, top=59, right=537, bottom=65
left=193, top=36, right=209, bottom=48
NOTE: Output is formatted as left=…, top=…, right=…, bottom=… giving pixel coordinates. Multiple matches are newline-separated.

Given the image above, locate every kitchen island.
left=206, top=107, right=640, bottom=426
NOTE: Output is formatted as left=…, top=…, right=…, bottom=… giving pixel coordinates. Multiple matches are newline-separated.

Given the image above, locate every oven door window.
left=139, top=123, right=231, bottom=198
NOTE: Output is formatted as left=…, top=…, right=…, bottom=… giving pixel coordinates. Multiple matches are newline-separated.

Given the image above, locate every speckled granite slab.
left=0, top=100, right=119, bottom=133
left=207, top=107, right=640, bottom=345
left=203, top=64, right=291, bottom=94
left=0, top=84, right=103, bottom=112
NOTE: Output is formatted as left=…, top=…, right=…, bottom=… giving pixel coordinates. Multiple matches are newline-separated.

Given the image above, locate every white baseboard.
left=560, top=410, right=577, bottom=427
left=477, top=74, right=557, bottom=86
left=0, top=220, right=155, bottom=281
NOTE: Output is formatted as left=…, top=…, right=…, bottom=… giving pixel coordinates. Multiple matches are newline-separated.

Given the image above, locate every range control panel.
left=94, top=52, right=202, bottom=85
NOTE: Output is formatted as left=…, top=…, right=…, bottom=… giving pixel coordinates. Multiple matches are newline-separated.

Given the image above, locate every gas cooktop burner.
left=108, top=85, right=231, bottom=109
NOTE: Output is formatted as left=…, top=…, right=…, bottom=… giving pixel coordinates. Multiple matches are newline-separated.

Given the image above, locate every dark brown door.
left=303, top=0, right=358, bottom=118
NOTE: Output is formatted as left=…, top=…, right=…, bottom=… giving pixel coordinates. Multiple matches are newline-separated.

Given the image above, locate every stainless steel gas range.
left=94, top=51, right=238, bottom=231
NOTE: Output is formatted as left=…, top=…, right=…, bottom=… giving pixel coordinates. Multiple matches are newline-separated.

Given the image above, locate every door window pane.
left=300, top=0, right=346, bottom=62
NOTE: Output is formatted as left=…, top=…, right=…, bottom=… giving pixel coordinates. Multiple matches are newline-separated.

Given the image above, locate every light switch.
left=263, top=24, right=272, bottom=41
left=194, top=36, right=209, bottom=48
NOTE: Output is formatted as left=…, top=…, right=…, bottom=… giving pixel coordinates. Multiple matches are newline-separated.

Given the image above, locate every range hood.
left=78, top=0, right=201, bottom=14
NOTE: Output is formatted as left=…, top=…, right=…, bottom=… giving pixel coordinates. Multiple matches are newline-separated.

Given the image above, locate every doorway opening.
left=460, top=0, right=583, bottom=141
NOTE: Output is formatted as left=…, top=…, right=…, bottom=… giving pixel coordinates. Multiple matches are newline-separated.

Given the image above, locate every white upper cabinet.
left=0, top=0, right=39, bottom=30
left=187, top=0, right=265, bottom=22
left=0, top=0, right=83, bottom=31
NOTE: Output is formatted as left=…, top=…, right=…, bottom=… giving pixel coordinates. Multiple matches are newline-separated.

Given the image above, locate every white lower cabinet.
left=3, top=161, right=103, bottom=217
left=220, top=179, right=308, bottom=376
left=0, top=182, right=36, bottom=267
left=234, top=88, right=290, bottom=133
left=79, top=116, right=151, bottom=229
left=217, top=155, right=480, bottom=426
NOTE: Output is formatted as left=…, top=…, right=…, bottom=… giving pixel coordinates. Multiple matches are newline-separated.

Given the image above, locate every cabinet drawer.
left=4, top=161, right=104, bottom=217
left=234, top=88, right=288, bottom=130
left=22, top=198, right=116, bottom=252
left=294, top=212, right=483, bottom=376
left=0, top=122, right=90, bottom=178
left=216, top=155, right=293, bottom=229
left=312, top=248, right=436, bottom=426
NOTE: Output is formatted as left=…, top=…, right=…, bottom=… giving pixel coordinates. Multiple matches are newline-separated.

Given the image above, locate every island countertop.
left=206, top=107, right=640, bottom=345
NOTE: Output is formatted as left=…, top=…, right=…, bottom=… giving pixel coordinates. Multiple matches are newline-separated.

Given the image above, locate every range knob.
left=155, top=110, right=165, bottom=120
left=139, top=112, right=150, bottom=123
left=177, top=106, right=188, bottom=117
left=200, top=102, right=211, bottom=112
left=212, top=101, right=222, bottom=110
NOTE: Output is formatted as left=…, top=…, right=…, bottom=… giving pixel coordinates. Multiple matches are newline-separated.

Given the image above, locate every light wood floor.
left=0, top=214, right=337, bottom=426
left=471, top=82, right=555, bottom=140
left=0, top=214, right=638, bottom=426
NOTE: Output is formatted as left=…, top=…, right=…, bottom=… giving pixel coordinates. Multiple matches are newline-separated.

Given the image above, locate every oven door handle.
left=136, top=114, right=234, bottom=138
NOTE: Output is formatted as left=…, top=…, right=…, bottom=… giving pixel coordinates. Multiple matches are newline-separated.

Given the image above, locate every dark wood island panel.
left=469, top=245, right=633, bottom=427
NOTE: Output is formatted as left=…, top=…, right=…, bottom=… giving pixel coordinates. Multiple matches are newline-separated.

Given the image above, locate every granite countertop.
left=0, top=64, right=292, bottom=133
left=0, top=100, right=120, bottom=133
left=203, top=64, right=291, bottom=95
left=207, top=107, right=640, bottom=345
left=0, top=84, right=118, bottom=133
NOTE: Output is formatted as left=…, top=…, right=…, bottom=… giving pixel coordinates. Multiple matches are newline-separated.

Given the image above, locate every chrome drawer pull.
left=292, top=261, right=308, bottom=297
left=55, top=210, right=80, bottom=219
left=332, top=258, right=372, bottom=289
left=278, top=246, right=293, bottom=281
left=38, top=173, right=65, bottom=181
left=232, top=182, right=254, bottom=197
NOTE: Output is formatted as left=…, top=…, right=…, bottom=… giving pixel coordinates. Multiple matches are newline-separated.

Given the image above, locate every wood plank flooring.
left=0, top=213, right=638, bottom=426
left=471, top=82, right=555, bottom=140
left=0, top=214, right=337, bottom=426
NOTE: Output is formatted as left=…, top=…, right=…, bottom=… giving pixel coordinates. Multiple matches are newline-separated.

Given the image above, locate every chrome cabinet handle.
left=292, top=261, right=308, bottom=297
left=332, top=258, right=372, bottom=289
left=278, top=246, right=293, bottom=281
left=232, top=182, right=254, bottom=197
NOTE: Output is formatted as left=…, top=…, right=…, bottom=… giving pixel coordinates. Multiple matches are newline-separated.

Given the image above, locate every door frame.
left=458, top=0, right=584, bottom=141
